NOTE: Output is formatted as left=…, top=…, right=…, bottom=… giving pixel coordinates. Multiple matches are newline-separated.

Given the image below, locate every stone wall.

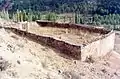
left=7, top=27, right=81, bottom=60
left=1, top=21, right=115, bottom=61
left=81, top=31, right=115, bottom=61
left=36, top=21, right=110, bottom=34
left=35, top=21, right=115, bottom=61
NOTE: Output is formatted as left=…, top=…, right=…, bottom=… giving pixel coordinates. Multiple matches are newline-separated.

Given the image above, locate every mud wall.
left=35, top=21, right=115, bottom=61
left=36, top=21, right=110, bottom=34
left=81, top=31, right=115, bottom=61
left=7, top=27, right=81, bottom=60
left=1, top=21, right=115, bottom=61
left=7, top=27, right=114, bottom=61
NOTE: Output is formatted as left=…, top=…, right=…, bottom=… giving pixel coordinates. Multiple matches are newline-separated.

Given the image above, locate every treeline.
left=75, top=14, right=120, bottom=25
left=0, top=10, right=58, bottom=22
left=0, top=10, right=120, bottom=30
left=1, top=0, right=120, bottom=15
left=75, top=14, right=120, bottom=30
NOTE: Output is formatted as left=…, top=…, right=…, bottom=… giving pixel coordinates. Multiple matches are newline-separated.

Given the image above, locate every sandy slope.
left=0, top=28, right=119, bottom=79
left=0, top=20, right=120, bottom=78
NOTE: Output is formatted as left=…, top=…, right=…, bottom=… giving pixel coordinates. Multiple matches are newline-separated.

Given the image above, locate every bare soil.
left=0, top=20, right=120, bottom=79
left=0, top=28, right=119, bottom=79
left=29, top=25, right=103, bottom=45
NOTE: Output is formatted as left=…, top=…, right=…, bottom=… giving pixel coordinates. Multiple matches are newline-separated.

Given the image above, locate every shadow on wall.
left=7, top=28, right=81, bottom=60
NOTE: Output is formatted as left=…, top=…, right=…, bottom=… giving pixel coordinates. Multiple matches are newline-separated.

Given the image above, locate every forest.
left=0, top=0, right=120, bottom=30
left=0, top=0, right=119, bottom=15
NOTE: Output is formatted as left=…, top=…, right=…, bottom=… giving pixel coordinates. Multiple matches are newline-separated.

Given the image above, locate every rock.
left=58, top=70, right=62, bottom=74
left=17, top=60, right=21, bottom=65
left=101, top=69, right=107, bottom=73
left=0, top=56, right=9, bottom=71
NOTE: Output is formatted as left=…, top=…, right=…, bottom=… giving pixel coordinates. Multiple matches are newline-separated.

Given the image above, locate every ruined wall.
left=81, top=31, right=115, bottom=61
left=8, top=27, right=81, bottom=60
left=1, top=21, right=115, bottom=61
left=36, top=21, right=110, bottom=34
left=35, top=21, right=115, bottom=61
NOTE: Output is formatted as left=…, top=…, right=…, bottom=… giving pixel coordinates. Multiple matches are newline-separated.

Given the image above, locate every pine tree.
left=16, top=10, right=20, bottom=22
left=45, top=12, right=57, bottom=22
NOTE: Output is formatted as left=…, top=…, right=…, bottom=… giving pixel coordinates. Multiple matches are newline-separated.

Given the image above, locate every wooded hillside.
left=0, top=0, right=120, bottom=15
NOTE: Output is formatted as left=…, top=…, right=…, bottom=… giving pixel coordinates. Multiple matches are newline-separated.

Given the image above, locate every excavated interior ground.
left=28, top=25, right=104, bottom=45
